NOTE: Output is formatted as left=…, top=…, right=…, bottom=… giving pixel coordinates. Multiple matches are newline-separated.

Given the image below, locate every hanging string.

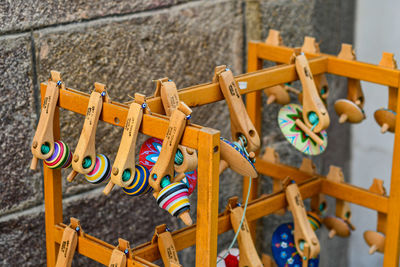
left=216, top=176, right=252, bottom=263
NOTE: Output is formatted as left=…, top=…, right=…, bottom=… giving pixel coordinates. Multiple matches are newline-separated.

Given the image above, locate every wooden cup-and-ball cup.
left=67, top=83, right=111, bottom=183
left=334, top=99, right=365, bottom=124
left=364, top=230, right=385, bottom=254
left=30, top=71, right=73, bottom=171
left=374, top=108, right=396, bottom=133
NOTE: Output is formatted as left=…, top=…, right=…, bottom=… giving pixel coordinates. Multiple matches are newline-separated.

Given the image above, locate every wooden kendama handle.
left=157, top=231, right=181, bottom=267
left=30, top=157, right=39, bottom=171
left=55, top=226, right=78, bottom=267
left=71, top=88, right=104, bottom=175
left=295, top=119, right=324, bottom=146
left=108, top=249, right=126, bottom=267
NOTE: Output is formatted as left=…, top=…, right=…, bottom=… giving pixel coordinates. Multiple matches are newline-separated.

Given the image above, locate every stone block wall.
left=0, top=0, right=354, bottom=266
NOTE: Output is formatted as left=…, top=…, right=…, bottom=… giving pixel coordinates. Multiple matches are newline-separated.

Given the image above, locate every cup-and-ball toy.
left=67, top=83, right=112, bottom=185
left=122, top=164, right=152, bottom=196
left=30, top=71, right=73, bottom=171
left=216, top=248, right=240, bottom=267
left=278, top=54, right=330, bottom=156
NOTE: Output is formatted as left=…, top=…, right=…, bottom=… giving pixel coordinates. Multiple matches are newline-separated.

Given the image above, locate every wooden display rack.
left=40, top=35, right=400, bottom=267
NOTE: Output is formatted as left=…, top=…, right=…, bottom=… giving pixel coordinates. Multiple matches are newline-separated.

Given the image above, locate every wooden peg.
left=338, top=44, right=365, bottom=108
left=295, top=54, right=330, bottom=133
left=299, top=158, right=316, bottom=174
left=285, top=181, right=320, bottom=260
left=261, top=254, right=277, bottom=267
left=108, top=239, right=132, bottom=267
left=149, top=102, right=192, bottom=192
left=224, top=196, right=239, bottom=215
left=265, top=29, right=283, bottom=46
left=55, top=218, right=83, bottom=267
left=108, top=94, right=144, bottom=192
left=230, top=206, right=263, bottom=267
left=68, top=86, right=105, bottom=182
left=215, top=66, right=260, bottom=152
left=158, top=79, right=198, bottom=174
left=152, top=224, right=181, bottom=267
left=30, top=71, right=63, bottom=170
left=301, top=36, right=329, bottom=101
left=94, top=82, right=111, bottom=103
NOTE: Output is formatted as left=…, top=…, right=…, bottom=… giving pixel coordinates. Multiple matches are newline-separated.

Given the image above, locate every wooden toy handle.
left=217, top=67, right=260, bottom=152
left=108, top=249, right=126, bottom=267
left=70, top=89, right=104, bottom=176
left=55, top=226, right=78, bottom=267
left=110, top=101, right=143, bottom=187
left=30, top=78, right=60, bottom=169
left=230, top=206, right=263, bottom=267
left=158, top=231, right=181, bottom=267
left=285, top=182, right=320, bottom=259
left=295, top=55, right=330, bottom=133
left=149, top=102, right=192, bottom=192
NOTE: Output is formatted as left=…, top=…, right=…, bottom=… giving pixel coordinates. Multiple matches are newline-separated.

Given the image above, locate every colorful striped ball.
left=307, top=211, right=322, bottom=231
left=44, top=140, right=72, bottom=169
left=122, top=165, right=153, bottom=196
left=156, top=182, right=190, bottom=217
left=84, top=154, right=111, bottom=184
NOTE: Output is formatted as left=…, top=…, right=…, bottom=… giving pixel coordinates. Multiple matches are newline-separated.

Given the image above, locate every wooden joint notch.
left=104, top=93, right=147, bottom=195
left=55, top=218, right=83, bottom=267
left=335, top=44, right=366, bottom=124
left=30, top=70, right=64, bottom=170
left=374, top=52, right=398, bottom=133
left=68, top=83, right=109, bottom=182
left=108, top=238, right=132, bottom=267
left=301, top=36, right=329, bottom=102
left=295, top=54, right=330, bottom=134
left=323, top=166, right=355, bottom=239
left=151, top=224, right=182, bottom=267
left=149, top=102, right=192, bottom=192
left=284, top=180, right=320, bottom=261
left=213, top=65, right=260, bottom=153
left=364, top=178, right=387, bottom=255
left=157, top=78, right=198, bottom=174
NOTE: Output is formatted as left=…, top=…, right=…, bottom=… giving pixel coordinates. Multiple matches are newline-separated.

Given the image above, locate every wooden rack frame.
left=42, top=41, right=400, bottom=267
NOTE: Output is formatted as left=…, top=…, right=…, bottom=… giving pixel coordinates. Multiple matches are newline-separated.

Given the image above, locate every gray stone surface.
left=0, top=0, right=192, bottom=34
left=0, top=33, right=42, bottom=215
left=33, top=0, right=244, bottom=196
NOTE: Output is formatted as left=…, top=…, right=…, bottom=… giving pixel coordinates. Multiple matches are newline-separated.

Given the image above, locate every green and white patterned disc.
left=278, top=104, right=328, bottom=156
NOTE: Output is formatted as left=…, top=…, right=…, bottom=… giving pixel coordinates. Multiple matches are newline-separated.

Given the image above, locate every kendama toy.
left=102, top=93, right=152, bottom=196
left=335, top=44, right=366, bottom=124
left=152, top=224, right=183, bottom=267
left=213, top=65, right=260, bottom=153
left=374, top=52, right=398, bottom=133
left=301, top=36, right=330, bottom=103
left=56, top=218, right=83, bottom=267
left=323, top=166, right=355, bottom=239
left=363, top=179, right=387, bottom=255
left=139, top=137, right=197, bottom=195
left=271, top=180, right=321, bottom=267
left=263, top=30, right=300, bottom=106
left=217, top=248, right=240, bottom=267
left=108, top=238, right=132, bottom=267
left=30, top=71, right=72, bottom=171
left=278, top=54, right=329, bottom=156
left=67, top=83, right=111, bottom=185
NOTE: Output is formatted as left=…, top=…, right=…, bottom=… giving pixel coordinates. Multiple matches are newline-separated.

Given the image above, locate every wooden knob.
left=381, top=123, right=389, bottom=133
left=339, top=114, right=348, bottom=124
left=267, top=94, right=276, bottom=105
left=178, top=211, right=193, bottom=226
left=328, top=229, right=337, bottom=239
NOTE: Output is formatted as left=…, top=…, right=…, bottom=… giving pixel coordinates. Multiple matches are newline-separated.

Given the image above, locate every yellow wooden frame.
left=41, top=41, right=400, bottom=267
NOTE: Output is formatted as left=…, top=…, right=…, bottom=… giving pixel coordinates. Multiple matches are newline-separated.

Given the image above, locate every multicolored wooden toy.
left=122, top=164, right=152, bottom=196
left=139, top=137, right=197, bottom=195
left=156, top=181, right=192, bottom=226
left=213, top=66, right=260, bottom=153
left=103, top=94, right=146, bottom=195
left=67, top=82, right=110, bottom=182
left=84, top=154, right=111, bottom=184
left=219, top=137, right=257, bottom=177
left=149, top=102, right=192, bottom=192
left=335, top=44, right=366, bottom=124
left=30, top=71, right=72, bottom=171
left=44, top=140, right=72, bottom=169
left=374, top=52, right=398, bottom=133
left=278, top=104, right=327, bottom=155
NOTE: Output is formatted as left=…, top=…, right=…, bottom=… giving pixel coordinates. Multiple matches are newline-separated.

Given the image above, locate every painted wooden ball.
left=44, top=140, right=72, bottom=169
left=139, top=137, right=197, bottom=194
left=216, top=248, right=239, bottom=267
left=122, top=164, right=153, bottom=196
left=84, top=154, right=111, bottom=184
left=156, top=182, right=190, bottom=218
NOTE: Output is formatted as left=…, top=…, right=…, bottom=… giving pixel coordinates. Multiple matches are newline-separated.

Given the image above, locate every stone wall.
left=0, top=0, right=354, bottom=266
